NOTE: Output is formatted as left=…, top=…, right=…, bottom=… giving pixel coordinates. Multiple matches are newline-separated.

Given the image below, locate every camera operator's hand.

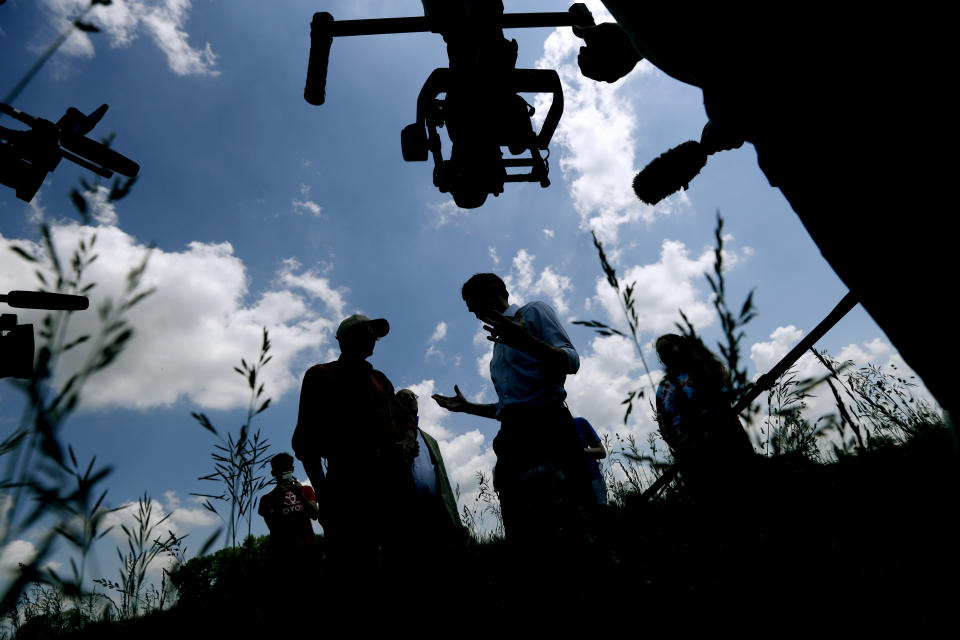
left=573, top=22, right=643, bottom=83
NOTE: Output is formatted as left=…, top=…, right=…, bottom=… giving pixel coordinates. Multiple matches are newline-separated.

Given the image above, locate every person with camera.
left=257, top=452, right=319, bottom=551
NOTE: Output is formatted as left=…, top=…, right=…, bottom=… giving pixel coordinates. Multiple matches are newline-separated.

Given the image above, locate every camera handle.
left=304, top=4, right=594, bottom=106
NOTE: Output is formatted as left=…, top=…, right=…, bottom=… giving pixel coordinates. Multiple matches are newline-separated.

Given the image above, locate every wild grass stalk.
left=92, top=493, right=186, bottom=619
left=2, top=210, right=152, bottom=613
left=191, top=329, right=273, bottom=549
left=572, top=232, right=657, bottom=424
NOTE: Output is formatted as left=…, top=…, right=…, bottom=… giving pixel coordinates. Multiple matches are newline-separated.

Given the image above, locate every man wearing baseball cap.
left=292, top=313, right=418, bottom=581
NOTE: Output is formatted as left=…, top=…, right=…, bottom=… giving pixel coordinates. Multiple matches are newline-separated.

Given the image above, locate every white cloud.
left=39, top=0, right=218, bottom=77
left=503, top=249, right=573, bottom=316
left=750, top=325, right=806, bottom=375
left=0, top=540, right=37, bottom=581
left=429, top=199, right=469, bottom=227
left=566, top=334, right=658, bottom=436
left=542, top=228, right=555, bottom=239
left=292, top=199, right=324, bottom=218
left=587, top=238, right=747, bottom=337
left=98, top=492, right=218, bottom=576
left=476, top=348, right=493, bottom=380
left=437, top=429, right=496, bottom=526
left=428, top=321, right=447, bottom=344
left=0, top=540, right=37, bottom=579
left=748, top=327, right=939, bottom=446
left=277, top=258, right=347, bottom=319
left=82, top=185, right=119, bottom=226
left=534, top=2, right=688, bottom=246
left=488, top=246, right=499, bottom=266
left=398, top=379, right=453, bottom=441
left=425, top=321, right=448, bottom=361
left=394, top=379, right=497, bottom=530
left=1, top=221, right=348, bottom=411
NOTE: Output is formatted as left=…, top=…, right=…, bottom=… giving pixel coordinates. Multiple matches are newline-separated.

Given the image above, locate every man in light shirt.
left=432, top=273, right=586, bottom=546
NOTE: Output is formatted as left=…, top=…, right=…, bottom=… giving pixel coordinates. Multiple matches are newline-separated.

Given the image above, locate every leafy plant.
left=812, top=349, right=944, bottom=455
left=572, top=232, right=657, bottom=424
left=92, top=493, right=186, bottom=619
left=191, top=329, right=273, bottom=549
left=2, top=216, right=152, bottom=613
left=759, top=367, right=827, bottom=460
left=460, top=470, right=504, bottom=542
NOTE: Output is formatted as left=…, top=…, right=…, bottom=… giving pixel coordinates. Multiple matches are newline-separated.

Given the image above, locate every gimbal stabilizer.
left=1, top=102, right=139, bottom=202
left=304, top=2, right=594, bottom=208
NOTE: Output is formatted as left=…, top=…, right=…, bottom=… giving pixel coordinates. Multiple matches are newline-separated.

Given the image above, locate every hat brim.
left=368, top=318, right=389, bottom=338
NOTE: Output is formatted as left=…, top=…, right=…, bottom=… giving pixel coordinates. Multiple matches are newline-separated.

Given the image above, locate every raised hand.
left=480, top=311, right=532, bottom=352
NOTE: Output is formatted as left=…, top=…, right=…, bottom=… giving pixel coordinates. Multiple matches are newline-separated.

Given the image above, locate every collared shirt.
left=490, top=301, right=579, bottom=416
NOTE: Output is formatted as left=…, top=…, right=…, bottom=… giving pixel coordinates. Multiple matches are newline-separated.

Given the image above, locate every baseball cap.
left=336, top=314, right=390, bottom=340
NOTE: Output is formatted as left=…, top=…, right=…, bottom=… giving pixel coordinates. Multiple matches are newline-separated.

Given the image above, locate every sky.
left=0, top=0, right=938, bottom=592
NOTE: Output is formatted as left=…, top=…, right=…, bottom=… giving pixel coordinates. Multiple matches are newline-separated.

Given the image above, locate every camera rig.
left=1, top=102, right=140, bottom=202
left=0, top=290, right=89, bottom=379
left=304, top=2, right=594, bottom=208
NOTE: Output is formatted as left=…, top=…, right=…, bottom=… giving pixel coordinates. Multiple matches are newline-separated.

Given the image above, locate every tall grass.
left=92, top=494, right=186, bottom=619
left=2, top=192, right=151, bottom=613
left=191, top=329, right=273, bottom=549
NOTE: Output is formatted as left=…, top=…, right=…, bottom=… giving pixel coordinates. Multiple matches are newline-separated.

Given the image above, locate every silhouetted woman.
left=655, top=334, right=753, bottom=496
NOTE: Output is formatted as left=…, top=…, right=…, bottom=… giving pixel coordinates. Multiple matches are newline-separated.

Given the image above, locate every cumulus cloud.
left=566, top=334, right=659, bottom=438
left=589, top=238, right=721, bottom=337
left=100, top=493, right=217, bottom=547
left=1, top=220, right=348, bottom=411
left=0, top=540, right=37, bottom=579
left=97, top=492, right=218, bottom=576
left=488, top=246, right=500, bottom=266
left=748, top=326, right=939, bottom=441
left=79, top=185, right=120, bottom=226
left=39, top=0, right=218, bottom=77
left=534, top=1, right=689, bottom=246
left=502, top=249, right=573, bottom=316
left=542, top=228, right=555, bottom=239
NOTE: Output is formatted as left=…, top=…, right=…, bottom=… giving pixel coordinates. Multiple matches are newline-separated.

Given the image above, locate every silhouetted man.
left=574, top=3, right=955, bottom=417
left=292, top=314, right=418, bottom=575
left=433, top=273, right=586, bottom=547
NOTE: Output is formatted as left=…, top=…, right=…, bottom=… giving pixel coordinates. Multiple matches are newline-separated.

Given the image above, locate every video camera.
left=0, top=290, right=89, bottom=379
left=304, top=1, right=594, bottom=208
left=1, top=102, right=140, bottom=202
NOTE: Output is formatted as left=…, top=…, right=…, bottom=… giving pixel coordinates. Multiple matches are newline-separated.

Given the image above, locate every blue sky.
left=0, top=0, right=933, bottom=591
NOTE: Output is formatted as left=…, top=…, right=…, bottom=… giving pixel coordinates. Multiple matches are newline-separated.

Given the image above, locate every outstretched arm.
left=432, top=384, right=498, bottom=420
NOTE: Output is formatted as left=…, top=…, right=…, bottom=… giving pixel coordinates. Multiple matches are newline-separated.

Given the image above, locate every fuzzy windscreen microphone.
left=633, top=121, right=744, bottom=205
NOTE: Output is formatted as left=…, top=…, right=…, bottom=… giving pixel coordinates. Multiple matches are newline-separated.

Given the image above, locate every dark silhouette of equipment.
left=1, top=102, right=140, bottom=202
left=304, top=2, right=594, bottom=209
left=633, top=121, right=745, bottom=206
left=0, top=290, right=89, bottom=379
